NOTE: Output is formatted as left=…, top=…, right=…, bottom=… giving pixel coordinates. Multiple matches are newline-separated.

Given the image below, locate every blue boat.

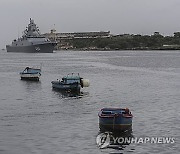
left=51, top=73, right=90, bottom=92
left=20, top=67, right=41, bottom=81
left=98, top=108, right=133, bottom=132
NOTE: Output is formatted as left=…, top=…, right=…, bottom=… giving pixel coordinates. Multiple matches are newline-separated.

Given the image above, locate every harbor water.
left=0, top=50, right=179, bottom=154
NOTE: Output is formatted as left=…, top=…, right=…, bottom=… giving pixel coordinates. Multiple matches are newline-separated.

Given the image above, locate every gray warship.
left=6, top=18, right=57, bottom=53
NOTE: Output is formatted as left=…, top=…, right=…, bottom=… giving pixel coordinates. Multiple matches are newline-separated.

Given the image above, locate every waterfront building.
left=43, top=30, right=111, bottom=50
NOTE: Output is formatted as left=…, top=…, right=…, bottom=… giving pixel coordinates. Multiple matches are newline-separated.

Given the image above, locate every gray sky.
left=1, top=0, right=180, bottom=48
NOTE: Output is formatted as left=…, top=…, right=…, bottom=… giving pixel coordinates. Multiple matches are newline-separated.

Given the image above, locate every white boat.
left=20, top=67, right=41, bottom=81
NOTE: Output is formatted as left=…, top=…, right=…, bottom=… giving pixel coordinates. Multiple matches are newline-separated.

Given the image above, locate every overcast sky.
left=1, top=0, right=180, bottom=48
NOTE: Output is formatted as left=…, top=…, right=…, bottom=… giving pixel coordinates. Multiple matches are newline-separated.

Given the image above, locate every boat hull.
left=98, top=108, right=133, bottom=132
left=20, top=73, right=41, bottom=81
left=51, top=81, right=81, bottom=92
left=99, top=116, right=132, bottom=132
left=6, top=43, right=56, bottom=53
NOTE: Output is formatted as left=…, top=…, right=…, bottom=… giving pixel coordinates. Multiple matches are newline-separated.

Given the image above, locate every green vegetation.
left=65, top=32, right=180, bottom=50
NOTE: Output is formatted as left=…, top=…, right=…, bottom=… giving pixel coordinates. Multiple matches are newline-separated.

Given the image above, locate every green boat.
left=51, top=73, right=90, bottom=92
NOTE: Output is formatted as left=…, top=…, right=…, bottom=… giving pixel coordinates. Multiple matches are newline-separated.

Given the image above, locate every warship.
left=6, top=18, right=57, bottom=53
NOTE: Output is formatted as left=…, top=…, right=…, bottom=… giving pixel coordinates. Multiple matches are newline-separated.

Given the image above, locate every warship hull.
left=6, top=43, right=56, bottom=53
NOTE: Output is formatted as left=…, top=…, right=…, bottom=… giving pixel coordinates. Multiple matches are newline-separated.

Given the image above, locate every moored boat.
left=98, top=108, right=133, bottom=132
left=51, top=73, right=90, bottom=92
left=20, top=67, right=41, bottom=81
left=6, top=18, right=57, bottom=53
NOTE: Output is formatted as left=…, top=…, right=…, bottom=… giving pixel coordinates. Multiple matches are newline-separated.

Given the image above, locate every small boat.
left=98, top=108, right=133, bottom=132
left=51, top=73, right=90, bottom=92
left=20, top=67, right=41, bottom=81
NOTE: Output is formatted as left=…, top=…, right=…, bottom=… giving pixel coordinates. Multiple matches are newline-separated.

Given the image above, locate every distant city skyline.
left=1, top=0, right=180, bottom=48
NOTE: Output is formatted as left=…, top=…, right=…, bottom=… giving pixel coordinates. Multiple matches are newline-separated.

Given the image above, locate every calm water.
left=0, top=50, right=179, bottom=154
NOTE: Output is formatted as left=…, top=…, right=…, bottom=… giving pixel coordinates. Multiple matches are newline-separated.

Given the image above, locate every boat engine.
left=80, top=79, right=90, bottom=88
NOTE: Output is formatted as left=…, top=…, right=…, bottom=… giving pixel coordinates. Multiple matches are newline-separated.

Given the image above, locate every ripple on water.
left=0, top=50, right=179, bottom=153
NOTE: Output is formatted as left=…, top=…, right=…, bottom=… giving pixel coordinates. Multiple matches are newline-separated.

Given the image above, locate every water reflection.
left=52, top=88, right=89, bottom=98
left=20, top=80, right=42, bottom=92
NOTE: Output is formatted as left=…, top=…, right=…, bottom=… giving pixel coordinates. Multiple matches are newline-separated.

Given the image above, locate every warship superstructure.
left=6, top=18, right=57, bottom=53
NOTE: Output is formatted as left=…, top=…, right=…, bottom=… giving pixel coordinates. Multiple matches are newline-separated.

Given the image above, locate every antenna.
left=18, top=27, right=20, bottom=39
left=40, top=63, right=43, bottom=70
left=51, top=24, right=56, bottom=41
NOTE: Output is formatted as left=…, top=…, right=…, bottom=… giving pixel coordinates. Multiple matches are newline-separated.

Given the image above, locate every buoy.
left=81, top=79, right=90, bottom=87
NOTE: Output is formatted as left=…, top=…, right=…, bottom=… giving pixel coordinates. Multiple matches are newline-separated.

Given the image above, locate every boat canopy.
left=63, top=76, right=80, bottom=80
left=22, top=67, right=41, bottom=74
left=61, top=73, right=81, bottom=84
left=62, top=75, right=81, bottom=84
